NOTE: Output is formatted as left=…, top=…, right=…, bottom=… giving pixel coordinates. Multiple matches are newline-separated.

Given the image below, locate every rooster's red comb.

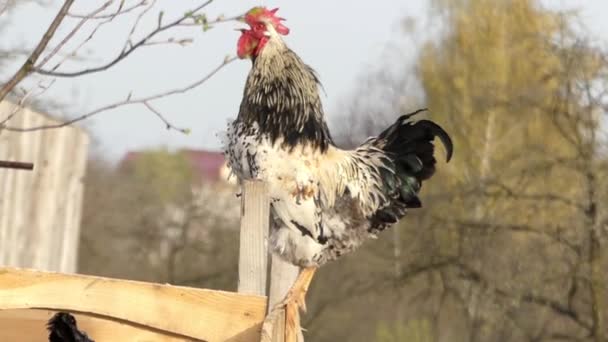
left=245, top=7, right=289, bottom=35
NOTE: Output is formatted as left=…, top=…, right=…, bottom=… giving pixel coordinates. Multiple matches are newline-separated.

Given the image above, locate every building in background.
left=0, top=102, right=89, bottom=273
left=119, top=148, right=236, bottom=185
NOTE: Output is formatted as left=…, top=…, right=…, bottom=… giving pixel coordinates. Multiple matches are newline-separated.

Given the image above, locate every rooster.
left=223, top=7, right=452, bottom=340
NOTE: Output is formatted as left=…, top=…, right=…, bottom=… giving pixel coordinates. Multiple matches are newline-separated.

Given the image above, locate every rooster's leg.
left=277, top=266, right=317, bottom=342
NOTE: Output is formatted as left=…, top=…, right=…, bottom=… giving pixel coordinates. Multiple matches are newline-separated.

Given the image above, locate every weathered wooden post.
left=237, top=180, right=302, bottom=342
left=265, top=255, right=300, bottom=341
left=238, top=180, right=270, bottom=296
left=268, top=256, right=300, bottom=309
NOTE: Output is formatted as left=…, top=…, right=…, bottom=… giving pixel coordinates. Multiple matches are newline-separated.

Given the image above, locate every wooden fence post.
left=268, top=256, right=299, bottom=310
left=267, top=255, right=301, bottom=342
left=238, top=180, right=270, bottom=296
left=237, top=180, right=302, bottom=342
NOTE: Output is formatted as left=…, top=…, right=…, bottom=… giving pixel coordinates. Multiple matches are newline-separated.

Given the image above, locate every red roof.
left=181, top=149, right=226, bottom=182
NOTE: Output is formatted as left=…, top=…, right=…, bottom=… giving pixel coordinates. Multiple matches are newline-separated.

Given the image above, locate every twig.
left=455, top=261, right=592, bottom=332
left=440, top=218, right=582, bottom=256
left=3, top=56, right=236, bottom=132
left=0, top=89, right=33, bottom=126
left=123, top=0, right=157, bottom=52
left=35, top=1, right=114, bottom=70
left=143, top=101, right=189, bottom=134
left=0, top=0, right=74, bottom=102
left=48, top=1, right=136, bottom=73
left=34, top=0, right=225, bottom=78
left=142, top=38, right=193, bottom=47
left=0, top=80, right=57, bottom=127
left=67, top=0, right=146, bottom=19
left=177, top=14, right=245, bottom=27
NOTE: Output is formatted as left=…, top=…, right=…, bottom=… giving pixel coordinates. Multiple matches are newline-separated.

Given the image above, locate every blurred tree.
left=376, top=319, right=433, bottom=342
left=418, top=0, right=608, bottom=340
left=309, top=1, right=608, bottom=341
left=126, top=149, right=194, bottom=203
left=78, top=150, right=240, bottom=290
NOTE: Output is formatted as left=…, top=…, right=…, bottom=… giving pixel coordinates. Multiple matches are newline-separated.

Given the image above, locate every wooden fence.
left=0, top=180, right=303, bottom=341
left=0, top=267, right=267, bottom=341
left=0, top=101, right=89, bottom=272
left=0, top=102, right=301, bottom=340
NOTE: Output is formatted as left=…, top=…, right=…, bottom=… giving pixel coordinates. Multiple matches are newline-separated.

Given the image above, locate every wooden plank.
left=238, top=181, right=270, bottom=296
left=0, top=267, right=267, bottom=341
left=263, top=258, right=300, bottom=342
left=0, top=309, right=197, bottom=342
left=268, top=255, right=299, bottom=310
left=260, top=307, right=285, bottom=342
left=272, top=310, right=286, bottom=342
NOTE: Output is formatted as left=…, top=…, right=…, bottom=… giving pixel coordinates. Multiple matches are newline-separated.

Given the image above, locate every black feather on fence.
left=47, top=312, right=94, bottom=342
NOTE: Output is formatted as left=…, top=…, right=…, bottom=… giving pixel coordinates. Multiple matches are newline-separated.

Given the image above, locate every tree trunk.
left=586, top=170, right=605, bottom=342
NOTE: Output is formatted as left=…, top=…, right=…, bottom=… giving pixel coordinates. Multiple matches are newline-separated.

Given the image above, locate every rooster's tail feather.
left=367, top=109, right=452, bottom=231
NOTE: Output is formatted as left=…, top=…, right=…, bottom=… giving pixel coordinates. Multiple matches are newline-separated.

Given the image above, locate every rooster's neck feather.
left=238, top=37, right=333, bottom=151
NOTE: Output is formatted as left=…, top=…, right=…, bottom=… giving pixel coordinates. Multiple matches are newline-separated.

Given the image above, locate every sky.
left=2, top=0, right=608, bottom=161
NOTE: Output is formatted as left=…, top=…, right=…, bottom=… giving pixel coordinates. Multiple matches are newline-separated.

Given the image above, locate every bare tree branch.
left=2, top=56, right=236, bottom=132
left=455, top=261, right=593, bottom=332
left=0, top=0, right=74, bottom=102
left=35, top=1, right=114, bottom=70
left=67, top=0, right=146, bottom=19
left=481, top=180, right=587, bottom=212
left=47, top=1, right=145, bottom=73
left=34, top=0, right=240, bottom=78
left=143, top=101, right=189, bottom=134
left=439, top=217, right=582, bottom=255
left=0, top=79, right=55, bottom=126
left=141, top=38, right=193, bottom=47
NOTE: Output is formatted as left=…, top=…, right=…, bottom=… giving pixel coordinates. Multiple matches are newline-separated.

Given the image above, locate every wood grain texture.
left=268, top=255, right=299, bottom=310
left=0, top=268, right=267, bottom=341
left=0, top=101, right=88, bottom=272
left=238, top=181, right=270, bottom=296
left=0, top=309, right=198, bottom=342
left=272, top=310, right=286, bottom=342
left=260, top=307, right=285, bottom=342
left=262, top=255, right=300, bottom=342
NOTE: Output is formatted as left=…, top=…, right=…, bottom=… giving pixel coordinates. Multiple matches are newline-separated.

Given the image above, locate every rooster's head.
left=237, top=7, right=289, bottom=59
